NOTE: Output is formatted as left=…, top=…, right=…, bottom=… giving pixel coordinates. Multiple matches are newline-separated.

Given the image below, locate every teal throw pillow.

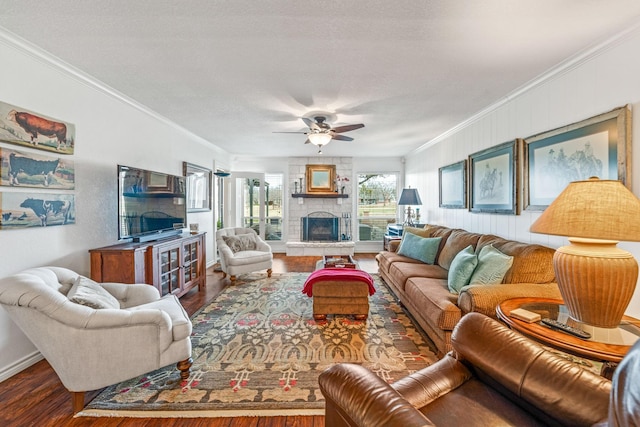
left=397, top=233, right=442, bottom=265
left=447, top=245, right=478, bottom=294
left=469, top=244, right=514, bottom=285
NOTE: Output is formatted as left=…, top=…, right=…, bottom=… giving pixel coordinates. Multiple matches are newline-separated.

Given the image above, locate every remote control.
left=541, top=318, right=591, bottom=339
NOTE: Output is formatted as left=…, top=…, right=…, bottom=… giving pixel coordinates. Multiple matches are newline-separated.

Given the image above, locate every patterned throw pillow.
left=469, top=244, right=514, bottom=285
left=222, top=233, right=257, bottom=253
left=447, top=245, right=478, bottom=294
left=67, top=276, right=120, bottom=309
left=397, top=233, right=442, bottom=265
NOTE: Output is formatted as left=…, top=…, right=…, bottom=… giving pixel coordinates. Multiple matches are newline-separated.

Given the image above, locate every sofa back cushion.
left=425, top=225, right=454, bottom=261
left=477, top=235, right=555, bottom=284
left=438, top=229, right=483, bottom=270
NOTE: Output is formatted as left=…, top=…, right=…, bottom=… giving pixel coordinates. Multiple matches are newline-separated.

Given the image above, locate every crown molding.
left=411, top=20, right=640, bottom=155
left=0, top=26, right=223, bottom=151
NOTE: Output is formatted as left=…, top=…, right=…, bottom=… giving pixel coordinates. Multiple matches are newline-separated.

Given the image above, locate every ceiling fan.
left=275, top=116, right=364, bottom=153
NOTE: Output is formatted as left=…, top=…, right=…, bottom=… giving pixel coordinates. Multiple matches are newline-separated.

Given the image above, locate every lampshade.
left=398, top=188, right=422, bottom=206
left=530, top=177, right=640, bottom=328
left=308, top=132, right=332, bottom=146
left=530, top=178, right=640, bottom=241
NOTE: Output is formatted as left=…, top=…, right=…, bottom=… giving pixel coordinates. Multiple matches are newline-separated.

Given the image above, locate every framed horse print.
left=468, top=139, right=520, bottom=215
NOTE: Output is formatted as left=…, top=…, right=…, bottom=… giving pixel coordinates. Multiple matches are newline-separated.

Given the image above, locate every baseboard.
left=0, top=351, right=43, bottom=383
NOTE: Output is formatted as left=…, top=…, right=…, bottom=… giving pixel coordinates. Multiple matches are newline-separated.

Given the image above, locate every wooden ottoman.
left=303, top=266, right=375, bottom=321
left=312, top=280, right=370, bottom=321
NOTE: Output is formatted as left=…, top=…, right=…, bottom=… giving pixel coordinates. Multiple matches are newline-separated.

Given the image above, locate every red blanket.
left=302, top=268, right=376, bottom=297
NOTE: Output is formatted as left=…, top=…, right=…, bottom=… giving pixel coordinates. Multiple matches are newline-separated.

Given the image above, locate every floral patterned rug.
left=79, top=272, right=438, bottom=418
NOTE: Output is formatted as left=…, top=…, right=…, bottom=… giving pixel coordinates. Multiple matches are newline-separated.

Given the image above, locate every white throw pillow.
left=222, top=233, right=257, bottom=253
left=67, top=276, right=120, bottom=309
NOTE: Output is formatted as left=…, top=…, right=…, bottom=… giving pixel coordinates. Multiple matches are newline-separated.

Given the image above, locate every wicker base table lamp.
left=530, top=177, right=640, bottom=328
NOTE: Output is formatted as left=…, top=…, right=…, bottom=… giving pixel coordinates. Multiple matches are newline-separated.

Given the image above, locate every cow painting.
left=7, top=110, right=69, bottom=150
left=19, top=198, right=72, bottom=227
left=0, top=148, right=74, bottom=189
left=8, top=153, right=59, bottom=186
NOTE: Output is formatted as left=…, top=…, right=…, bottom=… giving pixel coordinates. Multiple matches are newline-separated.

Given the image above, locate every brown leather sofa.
left=377, top=224, right=562, bottom=355
left=319, top=312, right=612, bottom=427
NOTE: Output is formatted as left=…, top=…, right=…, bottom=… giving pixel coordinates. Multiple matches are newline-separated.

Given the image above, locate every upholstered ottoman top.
left=302, top=268, right=375, bottom=297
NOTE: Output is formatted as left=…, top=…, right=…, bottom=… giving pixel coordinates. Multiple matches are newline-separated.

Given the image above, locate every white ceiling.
left=2, top=1, right=640, bottom=158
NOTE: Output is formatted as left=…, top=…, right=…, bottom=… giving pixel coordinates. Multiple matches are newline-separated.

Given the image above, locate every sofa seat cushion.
left=376, top=251, right=423, bottom=274
left=419, top=376, right=545, bottom=427
left=225, top=250, right=273, bottom=266
left=388, top=263, right=448, bottom=293
left=405, top=277, right=461, bottom=331
left=477, top=235, right=555, bottom=284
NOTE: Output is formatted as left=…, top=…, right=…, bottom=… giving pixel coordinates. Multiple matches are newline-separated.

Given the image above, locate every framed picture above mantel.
left=523, top=105, right=631, bottom=211
left=305, top=164, right=336, bottom=193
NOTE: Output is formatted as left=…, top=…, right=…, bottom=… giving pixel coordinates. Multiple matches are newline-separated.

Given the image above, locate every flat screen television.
left=118, top=165, right=187, bottom=242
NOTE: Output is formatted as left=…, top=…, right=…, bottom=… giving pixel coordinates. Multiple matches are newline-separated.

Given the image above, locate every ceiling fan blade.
left=332, top=134, right=354, bottom=141
left=273, top=131, right=308, bottom=134
left=304, top=138, right=311, bottom=144
left=301, top=117, right=321, bottom=131
left=331, top=123, right=364, bottom=133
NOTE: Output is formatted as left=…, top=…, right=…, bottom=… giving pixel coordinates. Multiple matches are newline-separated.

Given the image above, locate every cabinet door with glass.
left=157, top=242, right=182, bottom=296
left=183, top=239, right=200, bottom=289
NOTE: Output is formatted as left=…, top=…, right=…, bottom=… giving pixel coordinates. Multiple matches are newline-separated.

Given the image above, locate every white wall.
left=0, top=32, right=230, bottom=379
left=405, top=25, right=640, bottom=319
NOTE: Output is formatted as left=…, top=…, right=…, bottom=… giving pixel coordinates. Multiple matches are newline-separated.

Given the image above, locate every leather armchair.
left=0, top=266, right=192, bottom=413
left=216, top=227, right=273, bottom=283
left=319, top=312, right=612, bottom=427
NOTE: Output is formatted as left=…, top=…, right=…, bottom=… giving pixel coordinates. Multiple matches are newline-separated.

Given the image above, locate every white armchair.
left=0, top=266, right=192, bottom=413
left=216, top=227, right=273, bottom=283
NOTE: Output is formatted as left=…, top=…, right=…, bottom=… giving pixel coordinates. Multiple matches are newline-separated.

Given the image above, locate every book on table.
left=323, top=255, right=356, bottom=269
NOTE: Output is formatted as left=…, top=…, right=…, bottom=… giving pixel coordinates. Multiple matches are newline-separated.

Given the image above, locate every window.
left=265, top=173, right=283, bottom=241
left=357, top=173, right=398, bottom=241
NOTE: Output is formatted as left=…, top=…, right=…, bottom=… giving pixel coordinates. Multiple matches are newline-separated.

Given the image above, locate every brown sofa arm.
left=388, top=239, right=401, bottom=252
left=457, top=282, right=562, bottom=318
left=319, top=363, right=435, bottom=427
left=391, top=354, right=472, bottom=408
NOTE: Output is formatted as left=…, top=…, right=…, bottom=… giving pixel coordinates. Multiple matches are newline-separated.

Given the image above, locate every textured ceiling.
left=2, top=1, right=640, bottom=158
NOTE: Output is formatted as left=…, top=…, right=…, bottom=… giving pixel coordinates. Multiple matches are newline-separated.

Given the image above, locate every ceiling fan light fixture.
left=308, top=132, right=332, bottom=146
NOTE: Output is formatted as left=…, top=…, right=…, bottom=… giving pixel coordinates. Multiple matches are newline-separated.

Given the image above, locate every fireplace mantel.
left=291, top=193, right=348, bottom=198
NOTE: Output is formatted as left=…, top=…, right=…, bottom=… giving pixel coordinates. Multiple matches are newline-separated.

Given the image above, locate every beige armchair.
left=0, top=266, right=192, bottom=413
left=216, top=227, right=273, bottom=283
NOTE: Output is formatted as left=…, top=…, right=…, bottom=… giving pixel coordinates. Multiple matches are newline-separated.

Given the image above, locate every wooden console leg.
left=71, top=391, right=85, bottom=414
left=177, top=357, right=193, bottom=380
left=354, top=314, right=368, bottom=321
left=267, top=268, right=272, bottom=278
left=314, top=314, right=327, bottom=321
left=230, top=275, right=237, bottom=284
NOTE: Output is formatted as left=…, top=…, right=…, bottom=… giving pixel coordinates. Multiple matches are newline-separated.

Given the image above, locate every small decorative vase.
left=341, top=186, right=345, bottom=194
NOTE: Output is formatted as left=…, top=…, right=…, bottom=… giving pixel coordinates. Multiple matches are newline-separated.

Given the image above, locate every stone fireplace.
left=286, top=156, right=355, bottom=256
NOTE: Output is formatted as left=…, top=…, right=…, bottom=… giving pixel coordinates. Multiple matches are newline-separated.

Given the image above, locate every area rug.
left=78, top=272, right=438, bottom=418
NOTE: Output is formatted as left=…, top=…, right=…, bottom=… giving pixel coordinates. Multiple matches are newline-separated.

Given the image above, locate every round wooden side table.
left=497, top=297, right=640, bottom=379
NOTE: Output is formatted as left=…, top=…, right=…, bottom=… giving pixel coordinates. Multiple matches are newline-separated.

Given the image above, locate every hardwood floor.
left=0, top=253, right=379, bottom=427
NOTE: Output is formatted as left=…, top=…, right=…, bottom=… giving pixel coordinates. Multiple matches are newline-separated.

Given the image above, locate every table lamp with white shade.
left=529, top=177, right=640, bottom=328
